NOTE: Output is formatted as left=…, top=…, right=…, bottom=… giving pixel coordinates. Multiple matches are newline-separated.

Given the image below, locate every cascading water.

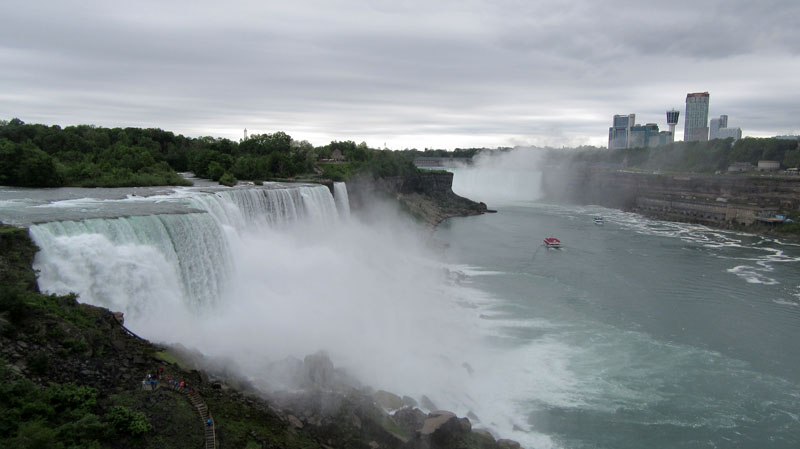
left=29, top=212, right=230, bottom=315
left=333, top=182, right=351, bottom=218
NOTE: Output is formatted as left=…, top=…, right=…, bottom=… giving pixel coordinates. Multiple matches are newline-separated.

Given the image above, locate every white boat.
left=593, top=216, right=604, bottom=225
left=543, top=237, right=562, bottom=248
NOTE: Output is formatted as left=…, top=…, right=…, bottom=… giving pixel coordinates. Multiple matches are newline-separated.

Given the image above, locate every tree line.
left=0, top=119, right=441, bottom=188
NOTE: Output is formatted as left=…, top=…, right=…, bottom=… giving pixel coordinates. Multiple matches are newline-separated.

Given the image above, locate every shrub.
left=219, top=172, right=237, bottom=187
left=106, top=406, right=151, bottom=437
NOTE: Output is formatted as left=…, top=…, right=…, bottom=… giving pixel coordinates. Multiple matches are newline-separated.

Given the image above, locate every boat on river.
left=543, top=237, right=562, bottom=249
left=593, top=216, right=604, bottom=225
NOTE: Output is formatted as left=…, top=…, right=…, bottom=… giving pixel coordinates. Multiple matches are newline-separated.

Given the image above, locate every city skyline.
left=2, top=0, right=799, bottom=150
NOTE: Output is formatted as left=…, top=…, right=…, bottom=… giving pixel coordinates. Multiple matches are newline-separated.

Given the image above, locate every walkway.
left=143, top=376, right=216, bottom=449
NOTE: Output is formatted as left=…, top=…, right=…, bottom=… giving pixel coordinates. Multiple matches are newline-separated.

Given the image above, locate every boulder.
left=303, top=351, right=334, bottom=389
left=420, top=410, right=471, bottom=436
left=420, top=395, right=438, bottom=411
left=497, top=439, right=522, bottom=449
left=374, top=390, right=404, bottom=410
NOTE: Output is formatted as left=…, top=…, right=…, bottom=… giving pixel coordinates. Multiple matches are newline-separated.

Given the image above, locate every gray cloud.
left=1, top=0, right=799, bottom=149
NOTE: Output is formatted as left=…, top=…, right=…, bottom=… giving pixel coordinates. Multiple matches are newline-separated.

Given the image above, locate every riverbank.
left=541, top=166, right=800, bottom=240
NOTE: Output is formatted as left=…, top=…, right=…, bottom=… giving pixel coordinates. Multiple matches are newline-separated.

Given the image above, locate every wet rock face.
left=302, top=351, right=334, bottom=389
left=374, top=390, right=405, bottom=410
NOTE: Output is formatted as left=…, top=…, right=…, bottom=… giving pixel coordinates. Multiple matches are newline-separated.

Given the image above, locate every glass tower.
left=684, top=92, right=710, bottom=142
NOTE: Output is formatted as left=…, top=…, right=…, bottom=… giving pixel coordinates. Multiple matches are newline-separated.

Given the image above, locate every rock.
left=473, top=429, right=495, bottom=441
left=373, top=390, right=404, bottom=410
left=303, top=351, right=334, bottom=389
left=467, top=410, right=480, bottom=422
left=392, top=407, right=426, bottom=436
left=420, top=395, right=438, bottom=411
left=288, top=414, right=304, bottom=429
left=497, top=439, right=522, bottom=449
left=402, top=395, right=418, bottom=408
left=420, top=410, right=471, bottom=435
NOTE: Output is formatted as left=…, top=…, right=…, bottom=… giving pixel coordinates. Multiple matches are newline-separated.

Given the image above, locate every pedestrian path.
left=142, top=374, right=216, bottom=449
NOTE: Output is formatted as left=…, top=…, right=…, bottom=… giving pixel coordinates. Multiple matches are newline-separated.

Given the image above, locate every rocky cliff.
left=345, top=171, right=488, bottom=227
left=542, top=165, right=800, bottom=230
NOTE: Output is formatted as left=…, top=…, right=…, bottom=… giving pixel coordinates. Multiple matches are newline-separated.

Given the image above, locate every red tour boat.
left=543, top=237, right=562, bottom=249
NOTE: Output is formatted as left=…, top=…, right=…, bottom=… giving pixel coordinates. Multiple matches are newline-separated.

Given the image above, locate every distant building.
left=331, top=149, right=345, bottom=161
left=244, top=128, right=248, bottom=140
left=728, top=162, right=755, bottom=172
left=629, top=123, right=668, bottom=148
left=608, top=114, right=635, bottom=149
left=666, top=109, right=680, bottom=142
left=684, top=92, right=710, bottom=142
left=757, top=160, right=780, bottom=171
left=709, top=115, right=742, bottom=141
left=717, top=127, right=742, bottom=140
left=709, top=115, right=727, bottom=139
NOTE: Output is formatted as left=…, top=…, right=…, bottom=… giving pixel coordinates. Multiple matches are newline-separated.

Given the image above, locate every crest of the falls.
left=187, top=184, right=340, bottom=230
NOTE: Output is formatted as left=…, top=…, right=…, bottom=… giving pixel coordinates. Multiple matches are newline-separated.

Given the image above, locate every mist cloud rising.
left=451, top=148, right=547, bottom=204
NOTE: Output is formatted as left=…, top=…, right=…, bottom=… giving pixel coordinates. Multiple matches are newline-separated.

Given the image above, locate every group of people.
left=140, top=367, right=190, bottom=392
left=139, top=367, right=212, bottom=428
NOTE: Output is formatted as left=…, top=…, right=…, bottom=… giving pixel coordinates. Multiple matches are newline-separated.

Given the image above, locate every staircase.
left=155, top=380, right=216, bottom=449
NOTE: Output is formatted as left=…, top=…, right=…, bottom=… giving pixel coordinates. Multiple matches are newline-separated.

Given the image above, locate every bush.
left=106, top=406, right=151, bottom=437
left=26, top=352, right=49, bottom=375
left=219, top=172, right=237, bottom=186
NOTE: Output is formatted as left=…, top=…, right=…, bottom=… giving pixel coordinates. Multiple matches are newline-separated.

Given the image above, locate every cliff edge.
left=346, top=171, right=488, bottom=227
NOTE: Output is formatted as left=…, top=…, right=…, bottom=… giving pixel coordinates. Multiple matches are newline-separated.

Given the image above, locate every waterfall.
left=29, top=212, right=230, bottom=317
left=186, top=184, right=339, bottom=230
left=29, top=183, right=342, bottom=327
left=333, top=182, right=351, bottom=218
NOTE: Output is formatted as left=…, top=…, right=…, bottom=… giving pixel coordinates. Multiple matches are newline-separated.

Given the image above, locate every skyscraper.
left=709, top=114, right=742, bottom=141
left=709, top=115, right=728, bottom=140
left=666, top=109, right=680, bottom=142
left=608, top=113, right=635, bottom=149
left=684, top=92, right=710, bottom=142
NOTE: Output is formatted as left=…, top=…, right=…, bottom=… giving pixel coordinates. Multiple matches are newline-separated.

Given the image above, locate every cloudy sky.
left=2, top=0, right=799, bottom=149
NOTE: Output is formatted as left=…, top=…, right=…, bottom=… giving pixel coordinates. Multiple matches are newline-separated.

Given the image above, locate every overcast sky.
left=2, top=0, right=799, bottom=149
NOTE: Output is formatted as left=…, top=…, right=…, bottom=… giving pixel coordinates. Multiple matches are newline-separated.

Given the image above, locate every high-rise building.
left=709, top=115, right=728, bottom=140
left=709, top=114, right=741, bottom=141
left=666, top=109, right=680, bottom=142
left=629, top=123, right=662, bottom=148
left=718, top=127, right=742, bottom=140
left=608, top=113, right=635, bottom=149
left=684, top=92, right=710, bottom=142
